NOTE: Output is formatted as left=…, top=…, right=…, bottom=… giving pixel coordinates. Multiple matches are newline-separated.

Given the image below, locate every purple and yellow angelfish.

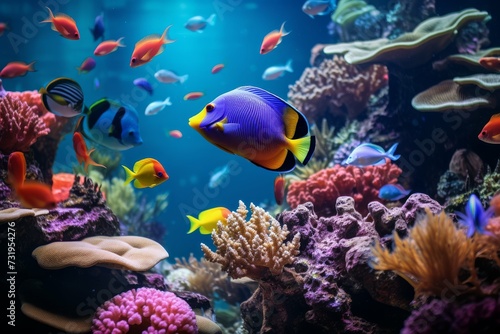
left=188, top=86, right=315, bottom=172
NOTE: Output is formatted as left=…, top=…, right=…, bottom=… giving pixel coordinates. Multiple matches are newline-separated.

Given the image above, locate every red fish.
left=478, top=113, right=500, bottom=144
left=94, top=37, right=125, bottom=56
left=169, top=130, right=182, bottom=138
left=479, top=57, right=500, bottom=71
left=211, top=64, right=224, bottom=74
left=260, top=22, right=289, bottom=55
left=184, top=92, right=204, bottom=100
left=73, top=132, right=106, bottom=172
left=7, top=152, right=26, bottom=188
left=0, top=61, right=35, bottom=78
left=40, top=7, right=79, bottom=40
left=7, top=151, right=56, bottom=209
left=0, top=22, right=8, bottom=36
left=130, top=26, right=174, bottom=67
left=274, top=174, right=285, bottom=205
left=15, top=181, right=57, bottom=209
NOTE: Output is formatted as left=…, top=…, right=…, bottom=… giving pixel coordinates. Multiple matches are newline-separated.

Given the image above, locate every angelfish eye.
left=206, top=103, right=215, bottom=112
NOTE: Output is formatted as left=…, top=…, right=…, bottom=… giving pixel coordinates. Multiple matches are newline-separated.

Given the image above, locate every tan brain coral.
left=32, top=235, right=168, bottom=271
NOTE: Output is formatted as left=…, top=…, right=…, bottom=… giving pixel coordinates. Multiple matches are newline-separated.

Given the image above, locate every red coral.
left=286, top=161, right=402, bottom=217
left=0, top=94, right=50, bottom=154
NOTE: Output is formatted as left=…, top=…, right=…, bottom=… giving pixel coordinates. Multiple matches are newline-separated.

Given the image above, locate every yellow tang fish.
left=187, top=207, right=231, bottom=234
left=122, top=158, right=169, bottom=188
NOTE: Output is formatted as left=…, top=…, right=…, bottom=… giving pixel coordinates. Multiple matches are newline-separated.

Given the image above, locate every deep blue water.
left=0, top=0, right=332, bottom=259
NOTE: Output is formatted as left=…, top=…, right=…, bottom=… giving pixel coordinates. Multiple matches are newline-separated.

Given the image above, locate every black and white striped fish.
left=39, top=77, right=84, bottom=117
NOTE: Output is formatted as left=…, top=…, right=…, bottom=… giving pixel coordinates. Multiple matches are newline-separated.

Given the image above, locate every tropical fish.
left=274, top=174, right=285, bottom=205
left=130, top=25, right=174, bottom=67
left=378, top=184, right=411, bottom=201
left=262, top=59, right=293, bottom=80
left=7, top=152, right=26, bottom=188
left=186, top=207, right=231, bottom=234
left=478, top=113, right=500, bottom=144
left=189, top=86, right=315, bottom=172
left=184, top=14, right=216, bottom=32
left=76, top=57, right=96, bottom=74
left=208, top=164, right=230, bottom=189
left=184, top=92, right=204, bottom=100
left=154, top=69, right=188, bottom=84
left=302, top=0, right=337, bottom=18
left=169, top=130, right=182, bottom=138
left=94, top=77, right=100, bottom=89
left=145, top=97, right=171, bottom=116
left=479, top=57, right=500, bottom=71
left=342, top=143, right=400, bottom=167
left=7, top=151, right=56, bottom=209
left=0, top=61, right=35, bottom=78
left=40, top=7, right=79, bottom=40
left=39, top=77, right=84, bottom=117
left=260, top=22, right=289, bottom=55
left=90, top=12, right=105, bottom=41
left=122, top=158, right=169, bottom=188
left=456, top=194, right=494, bottom=237
left=77, top=98, right=143, bottom=151
left=0, top=22, right=8, bottom=37
left=211, top=64, right=224, bottom=74
left=73, top=132, right=106, bottom=172
left=94, top=37, right=125, bottom=56
left=133, top=78, right=154, bottom=95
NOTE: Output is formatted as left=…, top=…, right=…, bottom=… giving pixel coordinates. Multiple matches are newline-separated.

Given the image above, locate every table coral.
left=0, top=94, right=50, bottom=153
left=287, top=56, right=388, bottom=122
left=201, top=201, right=300, bottom=280
left=92, top=288, right=198, bottom=334
left=286, top=161, right=402, bottom=217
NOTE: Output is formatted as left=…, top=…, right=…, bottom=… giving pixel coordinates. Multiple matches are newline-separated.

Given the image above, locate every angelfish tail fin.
left=122, top=165, right=136, bottom=185
left=186, top=215, right=201, bottom=234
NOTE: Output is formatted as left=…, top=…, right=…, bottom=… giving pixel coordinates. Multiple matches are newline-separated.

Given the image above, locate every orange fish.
left=478, top=113, right=500, bottom=144
left=211, top=64, right=224, bottom=74
left=0, top=22, right=8, bottom=36
left=169, top=130, right=183, bottom=138
left=274, top=174, right=285, bottom=205
left=184, top=92, right=204, bottom=100
left=130, top=26, right=174, bottom=67
left=479, top=57, right=500, bottom=71
left=15, top=181, right=57, bottom=209
left=94, top=37, right=125, bottom=56
left=40, top=7, right=80, bottom=40
left=73, top=132, right=106, bottom=172
left=0, top=61, right=35, bottom=78
left=260, top=22, right=289, bottom=55
left=7, top=152, right=26, bottom=188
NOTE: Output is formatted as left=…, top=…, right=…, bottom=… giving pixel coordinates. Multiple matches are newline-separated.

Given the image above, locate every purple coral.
left=92, top=288, right=198, bottom=334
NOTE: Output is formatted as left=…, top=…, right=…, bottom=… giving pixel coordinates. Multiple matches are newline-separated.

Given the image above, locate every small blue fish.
left=208, top=164, right=230, bottom=188
left=185, top=14, right=216, bottom=32
left=456, top=194, right=494, bottom=238
left=78, top=98, right=143, bottom=151
left=133, top=78, right=153, bottom=95
left=154, top=69, right=188, bottom=84
left=262, top=60, right=293, bottom=80
left=302, top=0, right=337, bottom=18
left=90, top=12, right=105, bottom=41
left=378, top=184, right=411, bottom=201
left=342, top=143, right=400, bottom=167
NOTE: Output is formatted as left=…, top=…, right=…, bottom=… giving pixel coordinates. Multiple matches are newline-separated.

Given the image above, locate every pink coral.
left=286, top=161, right=402, bottom=217
left=0, top=94, right=50, bottom=153
left=92, top=288, right=198, bottom=334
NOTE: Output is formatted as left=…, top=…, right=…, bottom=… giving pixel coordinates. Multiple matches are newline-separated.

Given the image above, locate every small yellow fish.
left=187, top=207, right=231, bottom=234
left=122, top=158, right=169, bottom=188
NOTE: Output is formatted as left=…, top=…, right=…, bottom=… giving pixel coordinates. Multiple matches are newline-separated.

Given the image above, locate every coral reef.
left=286, top=161, right=402, bottom=217
left=288, top=56, right=388, bottom=121
left=202, top=201, right=300, bottom=280
left=0, top=94, right=50, bottom=154
left=92, top=288, right=198, bottom=334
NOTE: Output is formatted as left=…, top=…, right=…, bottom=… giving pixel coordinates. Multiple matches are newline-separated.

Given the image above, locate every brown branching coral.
left=201, top=201, right=301, bottom=280
left=288, top=56, right=388, bottom=122
left=0, top=94, right=50, bottom=153
left=371, top=208, right=500, bottom=298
